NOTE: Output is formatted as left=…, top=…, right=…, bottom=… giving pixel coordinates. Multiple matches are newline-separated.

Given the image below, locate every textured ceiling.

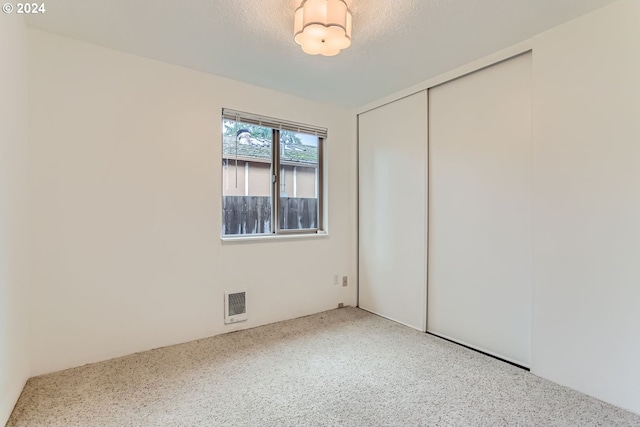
left=25, top=0, right=619, bottom=107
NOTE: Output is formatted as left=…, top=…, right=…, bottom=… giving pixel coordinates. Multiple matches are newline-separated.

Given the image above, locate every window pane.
left=279, top=131, right=319, bottom=230
left=222, top=120, right=273, bottom=235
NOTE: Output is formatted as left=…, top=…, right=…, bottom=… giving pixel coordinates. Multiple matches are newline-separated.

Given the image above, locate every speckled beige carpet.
left=7, top=307, right=640, bottom=426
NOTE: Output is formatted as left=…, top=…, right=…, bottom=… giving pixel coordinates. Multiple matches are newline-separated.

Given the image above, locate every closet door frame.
left=356, top=42, right=533, bottom=348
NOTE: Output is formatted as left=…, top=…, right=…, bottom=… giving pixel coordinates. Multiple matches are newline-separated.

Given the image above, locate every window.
left=222, top=109, right=326, bottom=237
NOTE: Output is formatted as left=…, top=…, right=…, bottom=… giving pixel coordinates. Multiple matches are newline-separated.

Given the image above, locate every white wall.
left=531, top=0, right=640, bottom=414
left=0, top=14, right=30, bottom=426
left=28, top=30, right=357, bottom=376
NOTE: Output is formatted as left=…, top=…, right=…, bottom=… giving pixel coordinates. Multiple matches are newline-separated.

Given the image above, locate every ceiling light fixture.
left=294, top=0, right=352, bottom=57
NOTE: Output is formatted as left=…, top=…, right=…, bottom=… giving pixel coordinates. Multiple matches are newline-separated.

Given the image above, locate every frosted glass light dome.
left=294, top=0, right=352, bottom=56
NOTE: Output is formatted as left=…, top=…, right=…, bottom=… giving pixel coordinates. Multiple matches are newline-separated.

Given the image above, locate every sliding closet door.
left=428, top=53, right=532, bottom=366
left=359, top=92, right=427, bottom=331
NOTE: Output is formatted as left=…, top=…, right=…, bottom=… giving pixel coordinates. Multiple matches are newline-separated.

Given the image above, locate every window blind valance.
left=222, top=108, right=328, bottom=139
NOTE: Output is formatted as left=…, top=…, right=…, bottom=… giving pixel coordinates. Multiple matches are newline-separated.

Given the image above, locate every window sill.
left=221, top=230, right=328, bottom=244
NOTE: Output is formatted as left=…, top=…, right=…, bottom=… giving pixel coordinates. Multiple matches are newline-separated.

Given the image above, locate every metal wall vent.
left=224, top=291, right=247, bottom=324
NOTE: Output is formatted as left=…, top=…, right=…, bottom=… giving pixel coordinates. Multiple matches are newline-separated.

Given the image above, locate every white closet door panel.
left=358, top=92, right=427, bottom=331
left=428, top=53, right=532, bottom=366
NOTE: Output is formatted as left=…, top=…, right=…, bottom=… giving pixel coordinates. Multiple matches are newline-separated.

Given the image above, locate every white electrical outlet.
left=342, top=276, right=348, bottom=287
left=333, top=274, right=339, bottom=285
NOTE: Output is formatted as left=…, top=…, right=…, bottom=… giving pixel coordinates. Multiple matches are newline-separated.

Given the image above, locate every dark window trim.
left=222, top=109, right=325, bottom=237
